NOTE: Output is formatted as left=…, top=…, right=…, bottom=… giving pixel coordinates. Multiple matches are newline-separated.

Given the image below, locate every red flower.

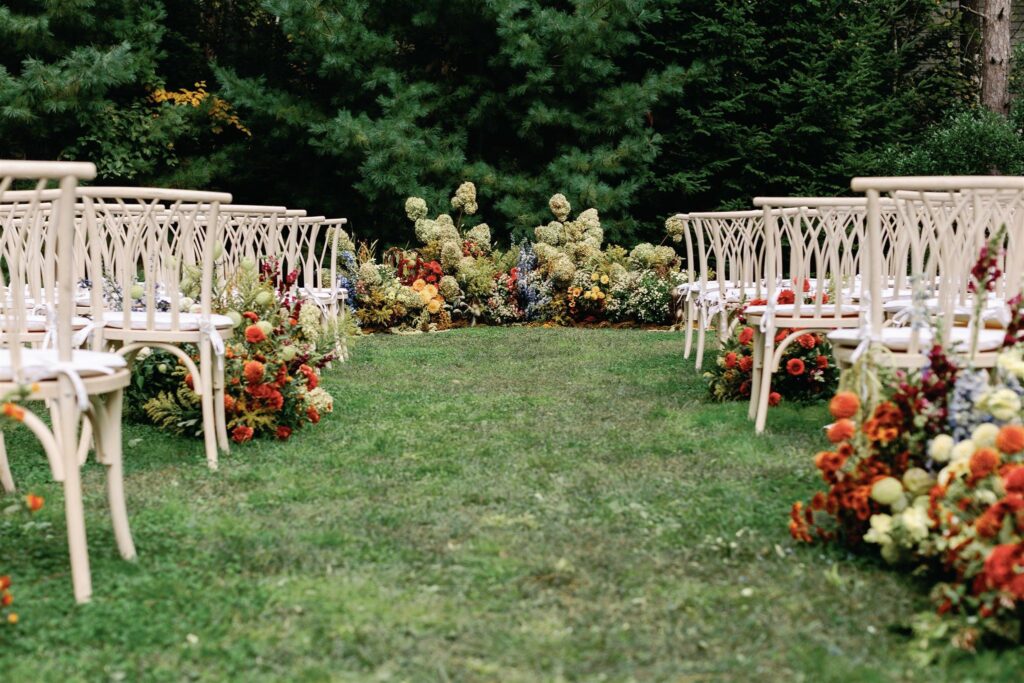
left=242, top=311, right=259, bottom=322
left=299, top=364, right=318, bottom=390
left=802, top=279, right=811, bottom=293
left=786, top=358, right=805, bottom=376
left=24, top=493, right=44, bottom=512
left=777, top=289, right=796, bottom=305
left=997, top=425, right=1024, bottom=455
left=276, top=426, right=293, bottom=441
left=739, top=380, right=751, bottom=397
left=185, top=374, right=194, bottom=390
left=768, top=392, right=781, bottom=407
left=983, top=543, right=1024, bottom=598
left=224, top=395, right=236, bottom=412
left=1004, top=466, right=1024, bottom=495
left=245, top=325, right=267, bottom=344
left=738, top=327, right=754, bottom=345
left=243, top=360, right=265, bottom=385
left=739, top=356, right=754, bottom=373
left=749, top=298, right=768, bottom=307
left=231, top=425, right=254, bottom=444
left=816, top=355, right=829, bottom=370
left=307, top=406, right=321, bottom=424
left=0, top=576, right=9, bottom=591
left=724, top=352, right=738, bottom=369
left=797, top=334, right=817, bottom=350
left=774, top=328, right=790, bottom=344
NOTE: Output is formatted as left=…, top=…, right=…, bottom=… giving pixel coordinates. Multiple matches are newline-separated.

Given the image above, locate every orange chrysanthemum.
left=827, top=418, right=856, bottom=444
left=969, top=447, right=1001, bottom=484
left=829, top=391, right=860, bottom=420
left=307, top=406, right=321, bottom=424
left=276, top=426, right=292, bottom=441
left=224, top=394, right=236, bottom=412
left=996, top=425, right=1024, bottom=455
left=24, top=494, right=43, bottom=512
left=786, top=358, right=805, bottom=376
left=243, top=360, right=265, bottom=385
left=245, top=324, right=266, bottom=344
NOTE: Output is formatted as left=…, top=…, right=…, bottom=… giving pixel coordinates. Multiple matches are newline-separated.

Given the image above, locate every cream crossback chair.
left=831, top=177, right=1024, bottom=369
left=745, top=199, right=869, bottom=433
left=216, top=204, right=289, bottom=278
left=284, top=215, right=350, bottom=362
left=686, top=210, right=770, bottom=370
left=0, top=161, right=135, bottom=604
left=81, top=188, right=234, bottom=469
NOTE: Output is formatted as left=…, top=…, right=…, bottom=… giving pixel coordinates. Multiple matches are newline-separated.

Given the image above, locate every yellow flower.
left=597, top=291, right=605, bottom=299
left=427, top=299, right=442, bottom=314
left=600, top=275, right=609, bottom=284
left=423, top=284, right=438, bottom=299
left=412, top=279, right=426, bottom=292
left=7, top=613, right=17, bottom=624
left=591, top=272, right=599, bottom=282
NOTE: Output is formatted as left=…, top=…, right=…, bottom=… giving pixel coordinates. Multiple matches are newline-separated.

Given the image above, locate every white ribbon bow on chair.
left=24, top=360, right=115, bottom=411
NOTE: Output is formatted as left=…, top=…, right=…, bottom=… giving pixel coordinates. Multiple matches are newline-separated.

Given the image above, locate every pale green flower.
left=535, top=222, right=563, bottom=246
left=465, top=223, right=491, bottom=247
left=439, top=275, right=462, bottom=300
left=441, top=241, right=463, bottom=271
left=980, top=388, right=1021, bottom=421
left=451, top=182, right=478, bottom=215
left=415, top=218, right=438, bottom=244
left=435, top=214, right=460, bottom=242
left=549, top=193, right=571, bottom=222
left=405, top=196, right=428, bottom=222
left=550, top=257, right=576, bottom=286
left=972, top=422, right=1000, bottom=448
left=358, top=261, right=383, bottom=286
left=298, top=303, right=323, bottom=341
left=928, top=434, right=955, bottom=463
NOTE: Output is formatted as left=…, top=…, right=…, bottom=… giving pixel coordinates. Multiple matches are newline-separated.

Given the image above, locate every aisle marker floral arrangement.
left=790, top=233, right=1024, bottom=655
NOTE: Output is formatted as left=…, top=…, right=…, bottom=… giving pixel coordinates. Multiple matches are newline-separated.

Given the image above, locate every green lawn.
left=2, top=327, right=1023, bottom=681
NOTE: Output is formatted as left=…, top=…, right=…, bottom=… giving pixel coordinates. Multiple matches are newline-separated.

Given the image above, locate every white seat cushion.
left=745, top=303, right=860, bottom=318
left=0, top=315, right=91, bottom=332
left=303, top=287, right=340, bottom=301
left=102, top=312, right=234, bottom=331
left=828, top=326, right=1005, bottom=353
left=0, top=348, right=127, bottom=382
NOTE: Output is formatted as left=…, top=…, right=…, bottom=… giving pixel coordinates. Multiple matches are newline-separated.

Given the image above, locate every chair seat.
left=745, top=303, right=860, bottom=318
left=0, top=348, right=127, bottom=382
left=827, top=326, right=1005, bottom=353
left=0, top=315, right=92, bottom=333
left=102, top=311, right=235, bottom=331
left=303, top=287, right=340, bottom=301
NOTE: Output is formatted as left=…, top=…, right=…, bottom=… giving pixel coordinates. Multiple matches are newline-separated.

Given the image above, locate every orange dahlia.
left=245, top=324, right=266, bottom=344
left=827, top=418, right=856, bottom=444
left=829, top=391, right=860, bottom=420
left=997, top=424, right=1024, bottom=455
left=231, top=425, right=254, bottom=444
left=969, top=447, right=1001, bottom=484
left=243, top=360, right=265, bottom=385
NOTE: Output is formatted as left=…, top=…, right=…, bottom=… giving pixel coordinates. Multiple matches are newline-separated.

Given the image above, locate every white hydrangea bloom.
left=440, top=241, right=463, bottom=271
left=298, top=303, right=322, bottom=341
left=306, top=387, right=334, bottom=414
left=549, top=193, right=571, bottom=221
left=451, top=182, right=477, bottom=215
left=405, top=196, right=428, bottom=221
left=465, top=223, right=491, bottom=246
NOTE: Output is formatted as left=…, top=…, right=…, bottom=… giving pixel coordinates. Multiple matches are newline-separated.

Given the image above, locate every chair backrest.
left=688, top=210, right=771, bottom=303
left=78, top=187, right=232, bottom=337
left=215, top=204, right=289, bottom=279
left=852, top=176, right=1024, bottom=356
left=754, top=197, right=870, bottom=320
left=0, top=161, right=96, bottom=373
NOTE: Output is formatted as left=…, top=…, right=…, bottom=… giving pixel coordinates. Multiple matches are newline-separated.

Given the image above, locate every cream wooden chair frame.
left=81, top=187, right=234, bottom=469
left=831, top=177, right=1024, bottom=370
left=0, top=161, right=134, bottom=604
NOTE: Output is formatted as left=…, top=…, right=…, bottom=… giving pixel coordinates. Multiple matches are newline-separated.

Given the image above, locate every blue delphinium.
left=947, top=368, right=994, bottom=441
left=515, top=241, right=550, bottom=321
left=335, top=250, right=358, bottom=310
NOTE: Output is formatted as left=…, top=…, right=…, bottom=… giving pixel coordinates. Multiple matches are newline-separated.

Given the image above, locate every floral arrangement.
left=348, top=182, right=687, bottom=332
left=704, top=305, right=838, bottom=405
left=133, top=257, right=336, bottom=442
left=790, top=236, right=1024, bottom=654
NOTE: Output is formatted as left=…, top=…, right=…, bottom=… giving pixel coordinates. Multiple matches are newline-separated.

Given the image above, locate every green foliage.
left=0, top=1, right=982, bottom=241
left=858, top=108, right=1024, bottom=176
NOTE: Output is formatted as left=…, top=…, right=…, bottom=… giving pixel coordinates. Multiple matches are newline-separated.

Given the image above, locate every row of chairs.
left=0, top=161, right=350, bottom=603
left=676, top=176, right=1024, bottom=432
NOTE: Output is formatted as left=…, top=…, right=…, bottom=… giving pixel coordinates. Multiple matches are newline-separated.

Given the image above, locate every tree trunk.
left=981, top=0, right=1012, bottom=115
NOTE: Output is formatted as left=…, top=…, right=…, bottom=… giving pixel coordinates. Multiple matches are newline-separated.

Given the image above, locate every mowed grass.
left=2, top=327, right=1024, bottom=682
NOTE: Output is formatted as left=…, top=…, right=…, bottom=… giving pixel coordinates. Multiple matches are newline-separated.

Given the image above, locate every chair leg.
left=99, top=390, right=136, bottom=560
left=56, top=391, right=91, bottom=604
left=695, top=308, right=708, bottom=371
left=0, top=432, right=14, bottom=493
left=754, top=338, right=776, bottom=435
left=748, top=329, right=763, bottom=421
left=683, top=299, right=694, bottom=360
left=198, top=342, right=218, bottom=470
left=213, top=358, right=230, bottom=455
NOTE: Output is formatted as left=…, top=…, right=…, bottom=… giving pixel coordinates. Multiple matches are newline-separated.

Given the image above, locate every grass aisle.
left=2, top=328, right=1023, bottom=681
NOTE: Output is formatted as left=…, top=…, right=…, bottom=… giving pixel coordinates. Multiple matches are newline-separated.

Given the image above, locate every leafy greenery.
left=0, top=1, right=984, bottom=244
left=2, top=329, right=1024, bottom=680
